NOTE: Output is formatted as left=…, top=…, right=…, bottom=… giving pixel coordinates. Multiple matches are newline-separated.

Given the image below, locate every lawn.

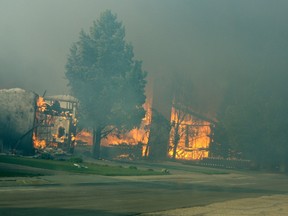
left=0, top=155, right=165, bottom=176
left=0, top=170, right=42, bottom=177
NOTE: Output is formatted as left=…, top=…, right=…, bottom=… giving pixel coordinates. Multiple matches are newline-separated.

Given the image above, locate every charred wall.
left=0, top=88, right=36, bottom=155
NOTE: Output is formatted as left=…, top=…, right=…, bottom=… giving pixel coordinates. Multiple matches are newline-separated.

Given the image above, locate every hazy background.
left=1, top=0, right=288, bottom=118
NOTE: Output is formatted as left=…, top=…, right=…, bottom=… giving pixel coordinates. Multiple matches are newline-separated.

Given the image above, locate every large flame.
left=75, top=129, right=93, bottom=145
left=102, top=127, right=149, bottom=146
left=33, top=133, right=46, bottom=149
left=103, top=101, right=151, bottom=157
left=168, top=106, right=211, bottom=160
left=75, top=100, right=152, bottom=156
left=37, top=96, right=46, bottom=112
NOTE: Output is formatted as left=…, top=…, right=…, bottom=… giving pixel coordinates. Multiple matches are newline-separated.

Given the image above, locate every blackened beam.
left=14, top=119, right=45, bottom=150
left=173, top=103, right=217, bottom=125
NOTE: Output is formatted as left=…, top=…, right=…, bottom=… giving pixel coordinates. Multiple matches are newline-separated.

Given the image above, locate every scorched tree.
left=65, top=10, right=147, bottom=159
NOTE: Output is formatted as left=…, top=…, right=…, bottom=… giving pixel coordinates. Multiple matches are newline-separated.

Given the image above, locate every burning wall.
left=145, top=104, right=212, bottom=161
left=168, top=106, right=211, bottom=160
left=0, top=88, right=36, bottom=155
left=33, top=95, right=78, bottom=153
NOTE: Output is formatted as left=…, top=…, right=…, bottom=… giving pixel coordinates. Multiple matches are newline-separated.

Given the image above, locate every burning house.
left=146, top=103, right=214, bottom=161
left=168, top=105, right=214, bottom=160
left=0, top=88, right=78, bottom=155
left=34, top=95, right=78, bottom=154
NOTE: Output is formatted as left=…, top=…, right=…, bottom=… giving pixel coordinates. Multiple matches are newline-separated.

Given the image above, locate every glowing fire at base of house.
left=75, top=120, right=150, bottom=156
left=75, top=102, right=152, bottom=158
left=103, top=127, right=149, bottom=157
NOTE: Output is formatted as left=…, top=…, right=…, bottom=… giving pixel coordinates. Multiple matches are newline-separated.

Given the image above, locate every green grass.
left=0, top=170, right=42, bottom=177
left=163, top=164, right=229, bottom=175
left=0, top=155, right=165, bottom=176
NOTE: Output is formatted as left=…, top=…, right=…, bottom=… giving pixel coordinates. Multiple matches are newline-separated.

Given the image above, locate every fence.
left=198, top=157, right=252, bottom=169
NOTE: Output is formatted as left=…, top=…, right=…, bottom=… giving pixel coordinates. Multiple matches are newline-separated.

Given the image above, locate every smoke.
left=1, top=0, right=288, bottom=118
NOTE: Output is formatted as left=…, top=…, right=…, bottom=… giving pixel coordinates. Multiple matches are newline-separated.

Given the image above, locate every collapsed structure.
left=0, top=88, right=78, bottom=155
left=34, top=95, right=78, bottom=154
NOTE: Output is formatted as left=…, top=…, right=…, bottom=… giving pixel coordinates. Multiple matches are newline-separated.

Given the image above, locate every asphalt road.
left=0, top=161, right=288, bottom=216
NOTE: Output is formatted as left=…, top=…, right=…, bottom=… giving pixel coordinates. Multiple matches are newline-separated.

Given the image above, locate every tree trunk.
left=172, top=124, right=180, bottom=159
left=92, top=127, right=102, bottom=159
left=147, top=110, right=170, bottom=161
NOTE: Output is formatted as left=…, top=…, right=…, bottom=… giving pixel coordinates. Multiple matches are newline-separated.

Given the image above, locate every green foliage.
left=65, top=10, right=147, bottom=134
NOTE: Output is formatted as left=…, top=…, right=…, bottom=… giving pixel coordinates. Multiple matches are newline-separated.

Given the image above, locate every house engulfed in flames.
left=34, top=95, right=78, bottom=153
left=0, top=89, right=77, bottom=155
left=168, top=105, right=213, bottom=160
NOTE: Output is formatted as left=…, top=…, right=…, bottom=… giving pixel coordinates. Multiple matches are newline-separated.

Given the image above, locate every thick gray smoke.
left=1, top=0, right=288, bottom=118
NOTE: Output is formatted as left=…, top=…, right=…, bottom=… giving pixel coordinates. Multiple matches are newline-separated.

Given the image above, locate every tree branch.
left=101, top=126, right=117, bottom=139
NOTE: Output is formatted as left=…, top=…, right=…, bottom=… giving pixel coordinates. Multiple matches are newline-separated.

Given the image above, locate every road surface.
left=0, top=161, right=288, bottom=215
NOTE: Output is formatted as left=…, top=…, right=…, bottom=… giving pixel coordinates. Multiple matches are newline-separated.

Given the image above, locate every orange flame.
left=168, top=106, right=211, bottom=160
left=102, top=128, right=148, bottom=146
left=75, top=130, right=93, bottom=145
left=103, top=101, right=151, bottom=156
left=75, top=100, right=152, bottom=156
left=37, top=96, right=46, bottom=112
left=33, top=133, right=46, bottom=149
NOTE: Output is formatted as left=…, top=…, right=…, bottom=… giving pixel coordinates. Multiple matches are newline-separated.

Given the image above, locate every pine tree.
left=65, top=10, right=147, bottom=159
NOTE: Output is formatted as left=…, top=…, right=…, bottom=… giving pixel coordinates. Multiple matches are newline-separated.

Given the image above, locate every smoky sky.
left=1, top=0, right=288, bottom=118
